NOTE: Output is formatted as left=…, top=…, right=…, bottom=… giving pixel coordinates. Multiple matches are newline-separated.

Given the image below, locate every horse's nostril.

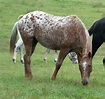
left=82, top=80, right=88, bottom=86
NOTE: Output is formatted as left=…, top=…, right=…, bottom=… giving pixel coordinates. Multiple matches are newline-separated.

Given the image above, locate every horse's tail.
left=10, top=21, right=18, bottom=54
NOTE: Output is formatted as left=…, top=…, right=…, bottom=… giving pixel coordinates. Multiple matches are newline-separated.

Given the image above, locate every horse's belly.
left=35, top=32, right=62, bottom=50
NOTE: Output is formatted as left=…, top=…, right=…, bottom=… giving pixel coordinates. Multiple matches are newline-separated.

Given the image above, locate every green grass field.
left=1, top=0, right=105, bottom=98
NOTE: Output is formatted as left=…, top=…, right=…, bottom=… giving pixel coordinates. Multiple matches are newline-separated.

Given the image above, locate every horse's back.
left=18, top=11, right=90, bottom=51
left=89, top=17, right=105, bottom=36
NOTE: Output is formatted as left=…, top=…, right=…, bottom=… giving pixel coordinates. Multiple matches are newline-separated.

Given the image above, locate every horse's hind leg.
left=52, top=48, right=70, bottom=80
left=13, top=38, right=23, bottom=63
left=19, top=43, right=24, bottom=64
left=54, top=50, right=58, bottom=62
left=43, top=48, right=50, bottom=62
left=23, top=38, right=38, bottom=78
left=13, top=42, right=20, bottom=63
left=13, top=46, right=18, bottom=63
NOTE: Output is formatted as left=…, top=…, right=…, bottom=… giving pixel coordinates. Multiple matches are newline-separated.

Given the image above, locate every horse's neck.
left=83, top=38, right=91, bottom=56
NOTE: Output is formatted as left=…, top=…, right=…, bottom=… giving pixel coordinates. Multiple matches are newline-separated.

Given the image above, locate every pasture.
left=1, top=0, right=105, bottom=98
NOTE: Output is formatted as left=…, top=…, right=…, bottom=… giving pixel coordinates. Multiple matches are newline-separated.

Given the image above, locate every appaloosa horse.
left=11, top=21, right=78, bottom=64
left=10, top=11, right=92, bottom=85
left=88, top=17, right=105, bottom=65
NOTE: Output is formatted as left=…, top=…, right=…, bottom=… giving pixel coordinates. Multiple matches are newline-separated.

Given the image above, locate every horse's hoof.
left=54, top=59, right=57, bottom=62
left=43, top=58, right=47, bottom=63
left=21, top=60, right=24, bottom=64
left=51, top=76, right=56, bottom=80
left=25, top=74, right=33, bottom=79
left=13, top=59, right=16, bottom=64
left=103, top=58, right=105, bottom=66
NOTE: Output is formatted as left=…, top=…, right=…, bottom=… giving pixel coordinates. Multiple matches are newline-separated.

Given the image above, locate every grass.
left=1, top=0, right=105, bottom=98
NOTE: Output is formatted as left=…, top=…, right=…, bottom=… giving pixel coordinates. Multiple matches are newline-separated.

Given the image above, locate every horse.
left=11, top=21, right=78, bottom=64
left=88, top=17, right=105, bottom=65
left=10, top=11, right=92, bottom=85
left=67, top=52, right=78, bottom=64
left=43, top=49, right=78, bottom=64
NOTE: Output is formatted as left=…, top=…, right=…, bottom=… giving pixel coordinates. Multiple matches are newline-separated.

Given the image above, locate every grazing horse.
left=43, top=49, right=78, bottom=64
left=88, top=17, right=105, bottom=65
left=67, top=52, right=78, bottom=64
left=10, top=11, right=92, bottom=85
left=11, top=21, right=78, bottom=64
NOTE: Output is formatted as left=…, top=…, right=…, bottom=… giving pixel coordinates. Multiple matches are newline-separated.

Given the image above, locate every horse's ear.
left=18, top=15, right=23, bottom=20
left=88, top=52, right=92, bottom=58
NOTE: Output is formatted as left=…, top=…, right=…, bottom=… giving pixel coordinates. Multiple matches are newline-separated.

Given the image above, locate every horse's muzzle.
left=82, top=78, right=89, bottom=85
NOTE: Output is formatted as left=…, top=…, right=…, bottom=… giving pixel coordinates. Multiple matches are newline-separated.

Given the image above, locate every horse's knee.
left=24, top=54, right=27, bottom=62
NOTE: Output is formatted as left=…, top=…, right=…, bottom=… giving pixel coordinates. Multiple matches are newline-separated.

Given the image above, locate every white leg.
left=67, top=53, right=72, bottom=60
left=54, top=50, right=58, bottom=62
left=43, top=48, right=50, bottom=62
left=13, top=37, right=23, bottom=64
left=13, top=44, right=18, bottom=63
left=19, top=43, right=24, bottom=64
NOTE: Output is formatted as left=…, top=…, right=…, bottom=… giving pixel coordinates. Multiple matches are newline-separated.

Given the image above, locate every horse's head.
left=78, top=52, right=92, bottom=85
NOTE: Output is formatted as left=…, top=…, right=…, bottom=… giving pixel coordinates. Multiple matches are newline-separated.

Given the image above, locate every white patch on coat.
left=82, top=61, right=87, bottom=71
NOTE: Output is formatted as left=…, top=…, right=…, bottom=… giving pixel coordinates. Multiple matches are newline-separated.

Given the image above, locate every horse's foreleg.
left=52, top=48, right=70, bottom=80
left=24, top=38, right=38, bottom=78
